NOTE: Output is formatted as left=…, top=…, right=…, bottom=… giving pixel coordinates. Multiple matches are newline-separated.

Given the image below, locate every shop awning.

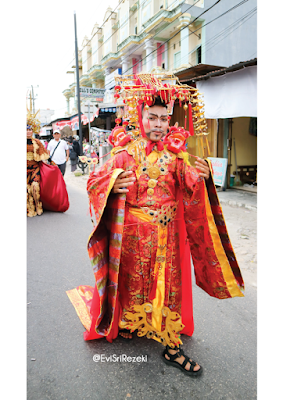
left=196, top=65, right=257, bottom=119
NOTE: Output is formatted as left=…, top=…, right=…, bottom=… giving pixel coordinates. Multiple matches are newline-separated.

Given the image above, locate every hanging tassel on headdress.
left=183, top=103, right=188, bottom=130
left=188, top=103, right=194, bottom=136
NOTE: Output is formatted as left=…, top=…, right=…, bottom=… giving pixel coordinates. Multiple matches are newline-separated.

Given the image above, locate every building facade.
left=61, top=0, right=257, bottom=187
left=63, top=0, right=208, bottom=114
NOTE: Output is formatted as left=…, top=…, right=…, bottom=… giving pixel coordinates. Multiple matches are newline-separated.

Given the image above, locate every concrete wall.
left=182, top=0, right=257, bottom=67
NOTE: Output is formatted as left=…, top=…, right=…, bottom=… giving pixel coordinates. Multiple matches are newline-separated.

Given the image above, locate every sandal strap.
left=166, top=345, right=184, bottom=358
left=182, top=356, right=197, bottom=372
left=165, top=351, right=180, bottom=362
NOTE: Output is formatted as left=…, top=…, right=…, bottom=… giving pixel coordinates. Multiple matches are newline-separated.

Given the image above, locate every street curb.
left=218, top=198, right=257, bottom=211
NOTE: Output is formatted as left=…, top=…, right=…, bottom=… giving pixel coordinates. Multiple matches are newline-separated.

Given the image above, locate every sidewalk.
left=216, top=188, right=257, bottom=211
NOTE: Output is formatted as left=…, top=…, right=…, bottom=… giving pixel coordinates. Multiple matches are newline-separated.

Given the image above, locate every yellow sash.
left=128, top=207, right=167, bottom=332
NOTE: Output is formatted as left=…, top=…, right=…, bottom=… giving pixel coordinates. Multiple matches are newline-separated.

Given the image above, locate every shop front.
left=176, top=59, right=257, bottom=190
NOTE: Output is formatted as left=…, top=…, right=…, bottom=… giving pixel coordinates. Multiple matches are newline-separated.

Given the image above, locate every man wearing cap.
left=47, top=130, right=69, bottom=176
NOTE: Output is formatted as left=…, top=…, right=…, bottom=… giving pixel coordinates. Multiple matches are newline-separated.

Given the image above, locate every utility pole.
left=31, top=85, right=35, bottom=114
left=27, top=85, right=38, bottom=113
left=74, top=11, right=83, bottom=155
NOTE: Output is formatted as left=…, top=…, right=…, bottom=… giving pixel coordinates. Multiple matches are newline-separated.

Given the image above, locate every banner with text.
left=207, top=157, right=228, bottom=187
left=75, top=87, right=105, bottom=101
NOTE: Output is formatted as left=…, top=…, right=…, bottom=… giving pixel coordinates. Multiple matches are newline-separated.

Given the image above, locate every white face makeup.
left=142, top=105, right=169, bottom=142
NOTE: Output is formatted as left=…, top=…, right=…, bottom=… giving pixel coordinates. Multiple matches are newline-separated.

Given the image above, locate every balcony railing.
left=117, top=32, right=147, bottom=53
left=79, top=74, right=90, bottom=82
left=88, top=64, right=103, bottom=74
left=142, top=3, right=181, bottom=31
left=100, top=51, right=122, bottom=64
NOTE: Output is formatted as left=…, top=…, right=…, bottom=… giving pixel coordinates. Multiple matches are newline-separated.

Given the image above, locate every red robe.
left=67, top=138, right=244, bottom=347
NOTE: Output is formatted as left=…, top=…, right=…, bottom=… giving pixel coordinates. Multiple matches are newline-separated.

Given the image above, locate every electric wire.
left=199, top=6, right=256, bottom=57
left=126, top=0, right=249, bottom=74
left=104, top=0, right=250, bottom=87
left=65, top=0, right=162, bottom=70
left=166, top=6, right=257, bottom=71
left=65, top=0, right=254, bottom=113
left=71, top=0, right=193, bottom=74
left=65, top=0, right=126, bottom=70
left=69, top=0, right=208, bottom=88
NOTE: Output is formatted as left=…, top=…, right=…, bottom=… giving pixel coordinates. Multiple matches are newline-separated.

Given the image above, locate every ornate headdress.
left=26, top=90, right=41, bottom=134
left=27, top=107, right=41, bottom=135
left=112, top=72, right=210, bottom=157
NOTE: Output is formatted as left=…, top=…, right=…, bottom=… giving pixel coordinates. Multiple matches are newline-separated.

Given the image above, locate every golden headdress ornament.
left=112, top=72, right=210, bottom=157
left=26, top=102, right=41, bottom=135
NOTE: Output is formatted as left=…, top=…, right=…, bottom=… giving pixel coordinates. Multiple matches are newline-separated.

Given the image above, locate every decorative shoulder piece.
left=108, top=126, right=132, bottom=148
left=163, top=126, right=191, bottom=154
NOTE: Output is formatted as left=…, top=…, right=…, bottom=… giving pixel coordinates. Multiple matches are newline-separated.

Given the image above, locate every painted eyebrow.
left=148, top=113, right=168, bottom=118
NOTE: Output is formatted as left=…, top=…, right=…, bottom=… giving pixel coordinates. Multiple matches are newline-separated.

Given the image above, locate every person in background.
left=72, top=135, right=81, bottom=158
left=47, top=130, right=69, bottom=176
left=68, top=136, right=80, bottom=172
left=27, top=112, right=49, bottom=217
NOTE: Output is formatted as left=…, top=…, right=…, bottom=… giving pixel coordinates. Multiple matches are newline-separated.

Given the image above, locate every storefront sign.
left=70, top=114, right=91, bottom=130
left=75, top=87, right=105, bottom=101
left=52, top=120, right=72, bottom=131
left=207, top=157, right=228, bottom=187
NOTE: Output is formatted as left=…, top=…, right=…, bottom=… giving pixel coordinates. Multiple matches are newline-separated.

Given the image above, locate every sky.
left=20, top=0, right=119, bottom=120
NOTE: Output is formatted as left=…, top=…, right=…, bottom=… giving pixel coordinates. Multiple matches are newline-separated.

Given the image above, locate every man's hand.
left=112, top=171, right=136, bottom=193
left=195, top=158, right=210, bottom=180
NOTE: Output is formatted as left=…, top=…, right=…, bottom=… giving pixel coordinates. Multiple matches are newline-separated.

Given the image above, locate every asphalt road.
left=27, top=177, right=256, bottom=400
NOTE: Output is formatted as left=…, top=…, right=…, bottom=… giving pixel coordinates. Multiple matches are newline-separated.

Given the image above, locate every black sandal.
left=119, top=329, right=133, bottom=341
left=162, top=345, right=203, bottom=377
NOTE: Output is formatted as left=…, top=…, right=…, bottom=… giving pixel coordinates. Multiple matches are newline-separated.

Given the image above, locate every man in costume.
left=27, top=110, right=50, bottom=217
left=67, top=74, right=244, bottom=377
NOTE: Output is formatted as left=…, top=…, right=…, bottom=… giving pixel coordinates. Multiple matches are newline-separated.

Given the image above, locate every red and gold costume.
left=27, top=108, right=49, bottom=217
left=67, top=74, right=244, bottom=348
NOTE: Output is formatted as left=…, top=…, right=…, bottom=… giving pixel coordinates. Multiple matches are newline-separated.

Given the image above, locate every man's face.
left=142, top=105, right=169, bottom=142
left=53, top=132, right=61, bottom=141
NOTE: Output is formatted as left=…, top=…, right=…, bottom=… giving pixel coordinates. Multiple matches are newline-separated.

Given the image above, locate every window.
left=120, top=26, right=128, bottom=42
left=142, top=0, right=151, bottom=24
left=174, top=51, right=181, bottom=69
left=197, top=46, right=202, bottom=64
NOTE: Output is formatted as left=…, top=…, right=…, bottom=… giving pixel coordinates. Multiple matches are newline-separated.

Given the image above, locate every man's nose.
left=155, top=118, right=162, bottom=127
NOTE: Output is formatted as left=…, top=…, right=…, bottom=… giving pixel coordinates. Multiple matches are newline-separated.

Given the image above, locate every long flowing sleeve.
left=175, top=158, right=244, bottom=299
left=67, top=151, right=129, bottom=341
